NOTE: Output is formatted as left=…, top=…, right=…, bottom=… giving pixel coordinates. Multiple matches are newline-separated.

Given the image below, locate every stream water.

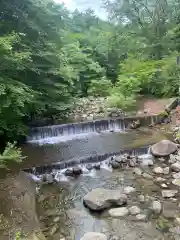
left=19, top=125, right=180, bottom=240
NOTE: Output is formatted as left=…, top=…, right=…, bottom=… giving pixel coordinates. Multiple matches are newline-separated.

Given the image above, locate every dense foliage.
left=1, top=0, right=180, bottom=141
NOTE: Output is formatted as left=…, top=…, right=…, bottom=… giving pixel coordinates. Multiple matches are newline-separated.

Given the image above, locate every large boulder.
left=80, top=232, right=107, bottom=240
left=83, top=188, right=127, bottom=211
left=151, top=140, right=177, bottom=157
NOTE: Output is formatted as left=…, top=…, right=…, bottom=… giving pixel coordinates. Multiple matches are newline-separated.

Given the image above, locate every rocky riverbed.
left=30, top=139, right=180, bottom=240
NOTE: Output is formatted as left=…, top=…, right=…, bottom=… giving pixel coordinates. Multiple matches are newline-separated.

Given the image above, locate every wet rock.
left=128, top=158, right=137, bottom=167
left=163, top=167, right=170, bottom=175
left=155, top=177, right=166, bottom=183
left=136, top=214, right=146, bottom=221
left=108, top=207, right=129, bottom=217
left=142, top=173, right=153, bottom=179
left=73, top=166, right=83, bottom=175
left=129, top=206, right=141, bottom=215
left=80, top=232, right=107, bottom=240
left=151, top=201, right=162, bottom=214
left=138, top=195, right=145, bottom=203
left=162, top=190, right=178, bottom=198
left=175, top=218, right=180, bottom=225
left=42, top=174, right=54, bottom=184
left=123, top=186, right=136, bottom=194
left=83, top=188, right=127, bottom=211
left=93, top=163, right=101, bottom=170
left=133, top=168, right=142, bottom=176
left=171, top=162, right=180, bottom=172
left=163, top=202, right=178, bottom=218
left=110, top=161, right=121, bottom=169
left=173, top=172, right=180, bottom=179
left=151, top=140, right=177, bottom=157
left=86, top=164, right=93, bottom=171
left=64, top=169, right=74, bottom=177
left=172, top=179, right=180, bottom=187
left=53, top=216, right=60, bottom=223
left=153, top=167, right=163, bottom=174
left=129, top=120, right=140, bottom=129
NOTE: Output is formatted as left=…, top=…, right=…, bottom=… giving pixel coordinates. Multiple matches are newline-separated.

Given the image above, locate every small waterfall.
left=27, top=115, right=161, bottom=142
left=23, top=145, right=150, bottom=175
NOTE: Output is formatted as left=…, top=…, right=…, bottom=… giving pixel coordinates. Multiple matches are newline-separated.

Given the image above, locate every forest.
left=1, top=0, right=180, bottom=143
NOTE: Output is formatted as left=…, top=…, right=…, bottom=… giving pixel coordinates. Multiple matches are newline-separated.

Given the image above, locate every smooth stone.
left=158, top=157, right=165, bottom=162
left=172, top=179, right=180, bottom=187
left=123, top=186, right=136, bottom=194
left=86, top=164, right=94, bottom=171
left=50, top=225, right=58, bottom=236
left=129, top=206, right=141, bottom=215
left=108, top=207, right=129, bottom=217
left=151, top=140, right=177, bottom=157
left=151, top=201, right=162, bottom=214
left=162, top=190, right=178, bottom=198
left=161, top=183, right=168, bottom=188
left=142, top=173, right=153, bottom=179
left=173, top=172, right=180, bottom=179
left=80, top=232, right=107, bottom=240
left=171, top=162, right=180, bottom=172
left=133, top=168, right=142, bottom=176
left=136, top=214, right=146, bottom=221
left=163, top=167, right=170, bottom=175
left=153, top=167, right=163, bottom=174
left=175, top=218, right=180, bottom=225
left=53, top=216, right=60, bottom=223
left=138, top=195, right=145, bottom=203
left=83, top=188, right=127, bottom=211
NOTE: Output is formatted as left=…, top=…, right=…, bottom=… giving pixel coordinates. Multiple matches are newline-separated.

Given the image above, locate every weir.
left=27, top=115, right=160, bottom=141
left=23, top=145, right=150, bottom=174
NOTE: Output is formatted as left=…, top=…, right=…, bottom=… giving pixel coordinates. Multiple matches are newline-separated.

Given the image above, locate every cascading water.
left=27, top=115, right=160, bottom=143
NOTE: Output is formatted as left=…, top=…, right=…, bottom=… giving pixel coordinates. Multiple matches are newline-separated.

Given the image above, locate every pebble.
left=153, top=167, right=163, bottom=174
left=172, top=179, right=180, bottom=187
left=108, top=207, right=129, bottom=217
left=175, top=218, right=180, bottom=225
left=142, top=173, right=153, bottom=179
left=171, top=162, right=180, bottom=172
left=156, top=177, right=166, bottom=182
left=123, top=186, right=136, bottom=194
left=138, top=195, right=145, bottom=203
left=162, top=190, right=178, bottom=198
left=129, top=206, right=141, bottom=215
left=163, top=167, right=170, bottom=175
left=136, top=214, right=146, bottom=221
left=173, top=172, right=180, bottom=179
left=151, top=201, right=162, bottom=214
left=161, top=183, right=168, bottom=188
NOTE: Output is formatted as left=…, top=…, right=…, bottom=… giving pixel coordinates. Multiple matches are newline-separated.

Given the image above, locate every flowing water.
left=20, top=120, right=179, bottom=240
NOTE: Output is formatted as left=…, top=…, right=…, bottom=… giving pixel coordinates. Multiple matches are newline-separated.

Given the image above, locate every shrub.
left=0, top=142, right=25, bottom=169
left=87, top=77, right=112, bottom=97
left=107, top=94, right=136, bottom=110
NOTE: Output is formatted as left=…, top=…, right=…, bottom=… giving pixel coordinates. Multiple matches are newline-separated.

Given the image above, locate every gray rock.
left=153, top=167, right=163, bottom=174
left=151, top=140, right=177, bottom=157
left=83, top=188, right=127, bottom=211
left=64, top=169, right=74, bottom=176
left=93, top=163, right=101, bottom=170
left=50, top=225, right=58, bottom=236
left=138, top=195, right=145, bottom=203
left=108, top=207, right=129, bottom=217
left=129, top=206, right=141, bottom=215
left=136, top=214, right=147, bottom=221
left=42, top=174, right=54, bottom=184
left=73, top=166, right=83, bottom=175
left=162, top=190, right=178, bottom=198
left=133, top=168, right=142, bottom=176
left=111, top=161, right=121, bottom=169
left=172, top=179, right=180, bottom=187
left=169, top=154, right=177, bottom=164
left=80, top=232, right=107, bottom=240
left=123, top=186, right=136, bottom=194
left=173, top=172, right=180, bottom=179
left=163, top=167, right=170, bottom=175
left=86, top=164, right=93, bottom=171
left=151, top=201, right=162, bottom=214
left=171, top=162, right=180, bottom=172
left=128, top=158, right=137, bottom=167
left=161, top=183, right=168, bottom=188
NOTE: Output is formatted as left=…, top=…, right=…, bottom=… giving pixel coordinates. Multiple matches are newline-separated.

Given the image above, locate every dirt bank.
left=0, top=171, right=45, bottom=240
